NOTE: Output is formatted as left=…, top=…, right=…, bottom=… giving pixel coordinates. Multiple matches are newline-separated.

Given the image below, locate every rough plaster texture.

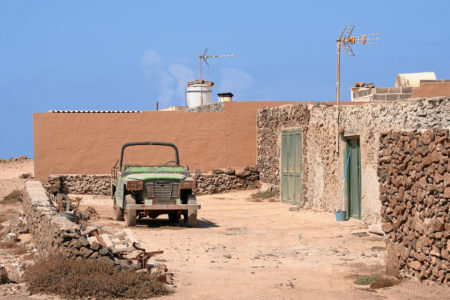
left=378, top=130, right=449, bottom=283
left=34, top=101, right=297, bottom=183
left=257, top=97, right=450, bottom=224
left=413, top=81, right=450, bottom=98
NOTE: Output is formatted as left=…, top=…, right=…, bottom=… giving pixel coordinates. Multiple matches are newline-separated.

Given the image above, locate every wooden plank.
left=124, top=228, right=139, bottom=244
left=87, top=236, right=97, bottom=245
left=100, top=234, right=114, bottom=248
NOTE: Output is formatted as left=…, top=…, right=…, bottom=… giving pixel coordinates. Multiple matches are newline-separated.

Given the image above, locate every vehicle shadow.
left=136, top=218, right=219, bottom=229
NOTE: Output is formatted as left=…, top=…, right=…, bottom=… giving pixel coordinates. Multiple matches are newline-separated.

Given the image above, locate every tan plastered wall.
left=33, top=101, right=296, bottom=182
left=413, top=81, right=450, bottom=98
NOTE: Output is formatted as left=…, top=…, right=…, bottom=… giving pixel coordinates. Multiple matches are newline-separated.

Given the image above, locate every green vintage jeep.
left=111, top=142, right=200, bottom=227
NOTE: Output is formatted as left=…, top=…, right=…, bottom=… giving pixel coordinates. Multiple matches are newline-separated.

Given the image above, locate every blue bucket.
left=335, top=211, right=347, bottom=221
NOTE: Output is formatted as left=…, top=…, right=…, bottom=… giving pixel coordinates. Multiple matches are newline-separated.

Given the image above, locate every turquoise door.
left=345, top=138, right=362, bottom=219
left=281, top=129, right=302, bottom=205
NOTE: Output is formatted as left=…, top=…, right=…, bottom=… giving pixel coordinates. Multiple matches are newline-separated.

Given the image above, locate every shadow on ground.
left=135, top=218, right=219, bottom=229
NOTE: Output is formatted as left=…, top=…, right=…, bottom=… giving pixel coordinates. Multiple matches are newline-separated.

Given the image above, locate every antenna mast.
left=198, top=49, right=235, bottom=105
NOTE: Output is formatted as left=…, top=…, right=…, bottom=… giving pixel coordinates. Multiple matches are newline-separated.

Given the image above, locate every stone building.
left=257, top=97, right=450, bottom=224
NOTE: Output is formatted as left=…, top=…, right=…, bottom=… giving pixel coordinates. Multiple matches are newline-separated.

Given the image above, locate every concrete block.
left=388, top=87, right=402, bottom=93
left=386, top=94, right=400, bottom=101
left=402, top=87, right=413, bottom=93
left=374, top=87, right=388, bottom=93
left=399, top=93, right=412, bottom=100
left=373, top=94, right=386, bottom=101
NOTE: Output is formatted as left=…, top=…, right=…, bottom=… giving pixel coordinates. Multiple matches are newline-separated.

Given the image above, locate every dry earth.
left=0, top=159, right=449, bottom=299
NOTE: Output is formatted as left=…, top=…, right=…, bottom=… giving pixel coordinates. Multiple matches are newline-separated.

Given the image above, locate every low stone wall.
left=23, top=181, right=116, bottom=264
left=46, top=170, right=260, bottom=196
left=185, top=102, right=225, bottom=112
left=46, top=174, right=111, bottom=195
left=195, top=167, right=260, bottom=195
left=378, top=129, right=449, bottom=283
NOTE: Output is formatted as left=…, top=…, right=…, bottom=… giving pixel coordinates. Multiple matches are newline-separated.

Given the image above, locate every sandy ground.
left=0, top=159, right=449, bottom=299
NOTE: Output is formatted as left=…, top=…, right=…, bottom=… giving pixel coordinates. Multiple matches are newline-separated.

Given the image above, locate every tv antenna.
left=334, top=25, right=380, bottom=191
left=336, top=25, right=380, bottom=103
left=198, top=48, right=235, bottom=105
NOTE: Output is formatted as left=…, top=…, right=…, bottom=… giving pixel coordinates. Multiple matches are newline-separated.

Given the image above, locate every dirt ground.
left=0, top=159, right=449, bottom=299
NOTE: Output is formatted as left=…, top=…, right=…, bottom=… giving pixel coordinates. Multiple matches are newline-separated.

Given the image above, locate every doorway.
left=281, top=129, right=302, bottom=205
left=345, top=137, right=361, bottom=219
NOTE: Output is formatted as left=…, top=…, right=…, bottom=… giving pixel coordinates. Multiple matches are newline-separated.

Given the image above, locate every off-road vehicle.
left=111, top=142, right=200, bottom=227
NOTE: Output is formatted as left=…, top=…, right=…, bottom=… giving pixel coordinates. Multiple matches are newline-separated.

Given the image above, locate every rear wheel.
left=125, top=194, right=136, bottom=227
left=169, top=213, right=180, bottom=223
left=113, top=193, right=124, bottom=221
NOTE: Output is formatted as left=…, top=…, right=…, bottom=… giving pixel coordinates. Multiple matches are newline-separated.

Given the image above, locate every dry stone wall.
left=257, top=105, right=310, bottom=194
left=23, top=181, right=119, bottom=265
left=378, top=129, right=449, bottom=284
left=257, top=97, right=450, bottom=224
left=195, top=167, right=260, bottom=194
left=46, top=174, right=111, bottom=195
left=46, top=170, right=260, bottom=196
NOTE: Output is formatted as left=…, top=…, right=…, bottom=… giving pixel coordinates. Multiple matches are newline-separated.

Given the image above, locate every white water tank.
left=395, top=72, right=436, bottom=87
left=186, top=81, right=214, bottom=108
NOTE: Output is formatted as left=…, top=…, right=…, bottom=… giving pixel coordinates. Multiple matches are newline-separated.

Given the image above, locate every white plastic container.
left=186, top=84, right=212, bottom=107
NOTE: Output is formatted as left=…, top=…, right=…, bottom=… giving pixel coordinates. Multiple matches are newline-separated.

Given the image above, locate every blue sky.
left=1, top=1, right=449, bottom=158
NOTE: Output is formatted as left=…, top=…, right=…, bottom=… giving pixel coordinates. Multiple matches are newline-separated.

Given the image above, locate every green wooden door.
left=281, top=129, right=302, bottom=205
left=345, top=138, right=361, bottom=219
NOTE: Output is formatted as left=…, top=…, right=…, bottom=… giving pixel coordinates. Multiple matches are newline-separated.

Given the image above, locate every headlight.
left=126, top=180, right=144, bottom=191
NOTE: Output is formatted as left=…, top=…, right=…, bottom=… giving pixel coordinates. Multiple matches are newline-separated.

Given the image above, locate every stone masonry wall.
left=257, top=97, right=450, bottom=224
left=195, top=167, right=260, bottom=195
left=378, top=129, right=449, bottom=284
left=23, top=181, right=117, bottom=264
left=46, top=174, right=111, bottom=195
left=46, top=170, right=260, bottom=196
left=257, top=105, right=311, bottom=195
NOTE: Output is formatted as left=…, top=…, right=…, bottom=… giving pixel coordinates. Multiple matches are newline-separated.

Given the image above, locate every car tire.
left=125, top=194, right=137, bottom=227
left=169, top=213, right=180, bottom=223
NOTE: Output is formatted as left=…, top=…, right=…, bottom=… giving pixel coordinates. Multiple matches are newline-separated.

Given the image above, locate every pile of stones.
left=378, top=129, right=449, bottom=284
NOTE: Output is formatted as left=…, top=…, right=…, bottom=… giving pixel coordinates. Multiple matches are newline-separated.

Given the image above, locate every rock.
left=2, top=233, right=18, bottom=242
left=5, top=263, right=26, bottom=283
left=90, top=241, right=101, bottom=251
left=78, top=247, right=93, bottom=258
left=99, top=246, right=110, bottom=256
left=408, top=260, right=422, bottom=271
left=236, top=170, right=251, bottom=178
left=382, top=223, right=393, bottom=233
left=0, top=265, right=8, bottom=284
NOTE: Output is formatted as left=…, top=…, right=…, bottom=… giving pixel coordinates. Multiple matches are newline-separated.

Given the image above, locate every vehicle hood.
left=125, top=173, right=186, bottom=181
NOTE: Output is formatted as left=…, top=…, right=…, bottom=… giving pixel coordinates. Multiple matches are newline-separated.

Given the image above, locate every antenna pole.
left=199, top=55, right=203, bottom=105
left=336, top=38, right=341, bottom=157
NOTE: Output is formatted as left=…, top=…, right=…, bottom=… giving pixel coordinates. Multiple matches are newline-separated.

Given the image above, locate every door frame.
left=281, top=128, right=302, bottom=205
left=344, top=136, right=362, bottom=219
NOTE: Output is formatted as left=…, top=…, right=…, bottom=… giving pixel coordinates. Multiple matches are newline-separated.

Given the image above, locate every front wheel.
left=125, top=194, right=137, bottom=227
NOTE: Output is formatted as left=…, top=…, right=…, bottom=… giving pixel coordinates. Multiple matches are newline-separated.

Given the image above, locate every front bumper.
left=126, top=204, right=201, bottom=211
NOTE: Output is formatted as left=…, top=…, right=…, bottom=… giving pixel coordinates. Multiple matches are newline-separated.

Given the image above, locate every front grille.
left=146, top=180, right=179, bottom=201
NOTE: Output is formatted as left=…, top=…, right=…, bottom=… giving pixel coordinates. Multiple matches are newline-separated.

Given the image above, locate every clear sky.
left=1, top=1, right=449, bottom=158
